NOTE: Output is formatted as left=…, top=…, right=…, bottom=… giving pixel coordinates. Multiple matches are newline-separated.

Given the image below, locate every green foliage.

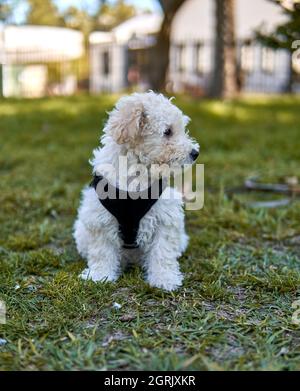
left=95, top=0, right=136, bottom=31
left=0, top=0, right=23, bottom=23
left=26, top=0, right=63, bottom=26
left=0, top=95, right=300, bottom=370
left=0, top=0, right=11, bottom=22
left=4, top=0, right=138, bottom=33
left=63, top=6, right=93, bottom=37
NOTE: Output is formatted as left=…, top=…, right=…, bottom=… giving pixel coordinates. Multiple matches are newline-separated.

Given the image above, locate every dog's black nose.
left=190, top=148, right=199, bottom=161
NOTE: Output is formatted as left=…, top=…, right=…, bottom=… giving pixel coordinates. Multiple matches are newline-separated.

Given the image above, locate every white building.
left=89, top=13, right=162, bottom=93
left=89, top=0, right=294, bottom=94
left=0, top=25, right=84, bottom=97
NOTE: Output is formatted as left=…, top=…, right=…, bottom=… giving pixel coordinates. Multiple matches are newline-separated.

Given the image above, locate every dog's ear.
left=106, top=95, right=146, bottom=144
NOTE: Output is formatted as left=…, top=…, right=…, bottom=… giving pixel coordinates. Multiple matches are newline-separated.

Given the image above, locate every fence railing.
left=1, top=42, right=299, bottom=98
left=0, top=48, right=87, bottom=98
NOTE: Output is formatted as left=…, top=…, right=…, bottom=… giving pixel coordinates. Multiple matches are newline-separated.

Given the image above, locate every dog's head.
left=104, top=92, right=199, bottom=169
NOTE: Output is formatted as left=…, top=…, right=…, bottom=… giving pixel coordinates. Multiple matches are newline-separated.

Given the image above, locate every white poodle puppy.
left=73, top=91, right=199, bottom=291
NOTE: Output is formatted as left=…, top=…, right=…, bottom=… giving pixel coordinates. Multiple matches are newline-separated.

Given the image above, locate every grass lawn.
left=1, top=94, right=300, bottom=370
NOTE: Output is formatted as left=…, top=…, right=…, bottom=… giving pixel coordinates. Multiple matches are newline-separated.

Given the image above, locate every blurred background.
left=1, top=1, right=300, bottom=371
left=0, top=0, right=299, bottom=98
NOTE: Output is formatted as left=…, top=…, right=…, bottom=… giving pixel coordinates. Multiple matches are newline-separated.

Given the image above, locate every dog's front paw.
left=80, top=268, right=118, bottom=283
left=146, top=271, right=183, bottom=291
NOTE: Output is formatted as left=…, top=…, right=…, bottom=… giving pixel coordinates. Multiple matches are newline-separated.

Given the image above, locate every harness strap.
left=91, top=175, right=165, bottom=249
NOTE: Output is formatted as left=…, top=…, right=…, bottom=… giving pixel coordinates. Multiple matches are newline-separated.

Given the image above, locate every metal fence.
left=1, top=41, right=299, bottom=98
left=89, top=38, right=300, bottom=96
left=0, top=49, right=87, bottom=98
left=169, top=41, right=299, bottom=95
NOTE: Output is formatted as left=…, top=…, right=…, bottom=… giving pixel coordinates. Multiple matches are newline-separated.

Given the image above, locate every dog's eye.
left=164, top=127, right=172, bottom=137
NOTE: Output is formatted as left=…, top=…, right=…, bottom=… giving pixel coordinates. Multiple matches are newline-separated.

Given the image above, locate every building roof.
left=1, top=25, right=84, bottom=63
left=113, top=13, right=162, bottom=42
left=89, top=31, right=114, bottom=45
left=89, top=13, right=162, bottom=45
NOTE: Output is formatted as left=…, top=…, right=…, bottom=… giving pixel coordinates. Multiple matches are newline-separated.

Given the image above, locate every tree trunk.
left=149, top=0, right=186, bottom=92
left=285, top=54, right=294, bottom=93
left=0, top=64, right=3, bottom=97
left=210, top=0, right=238, bottom=98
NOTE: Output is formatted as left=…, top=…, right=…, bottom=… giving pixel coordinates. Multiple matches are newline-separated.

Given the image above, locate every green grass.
left=1, top=94, right=300, bottom=370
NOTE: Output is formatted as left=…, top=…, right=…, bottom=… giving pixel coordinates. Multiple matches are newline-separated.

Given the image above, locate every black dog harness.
left=91, top=175, right=165, bottom=249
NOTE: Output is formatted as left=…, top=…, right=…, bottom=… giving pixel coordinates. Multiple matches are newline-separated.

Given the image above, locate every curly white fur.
left=73, top=91, right=199, bottom=291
